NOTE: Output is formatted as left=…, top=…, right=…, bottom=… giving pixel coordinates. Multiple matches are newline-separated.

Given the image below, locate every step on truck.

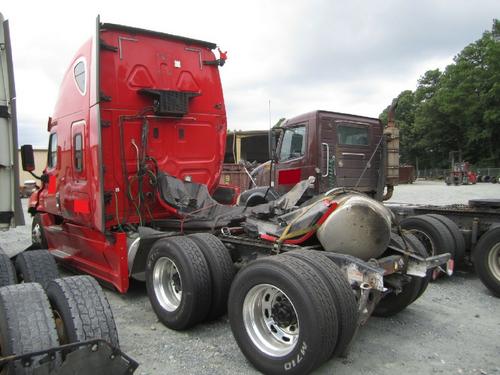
left=0, top=13, right=137, bottom=374
left=20, top=18, right=451, bottom=375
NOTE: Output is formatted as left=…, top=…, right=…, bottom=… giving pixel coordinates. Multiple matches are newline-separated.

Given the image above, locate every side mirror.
left=268, top=129, right=280, bottom=162
left=20, top=145, right=35, bottom=171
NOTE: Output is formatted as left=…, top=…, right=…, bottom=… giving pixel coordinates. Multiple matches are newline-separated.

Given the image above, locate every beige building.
left=18, top=148, right=47, bottom=186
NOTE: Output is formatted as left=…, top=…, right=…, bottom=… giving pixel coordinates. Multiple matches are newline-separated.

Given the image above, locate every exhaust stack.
left=383, top=100, right=399, bottom=200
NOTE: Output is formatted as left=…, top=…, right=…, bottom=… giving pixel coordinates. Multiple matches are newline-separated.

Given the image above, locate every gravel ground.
left=1, top=181, right=499, bottom=375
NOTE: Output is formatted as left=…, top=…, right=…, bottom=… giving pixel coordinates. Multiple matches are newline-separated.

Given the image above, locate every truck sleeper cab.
left=28, top=20, right=227, bottom=292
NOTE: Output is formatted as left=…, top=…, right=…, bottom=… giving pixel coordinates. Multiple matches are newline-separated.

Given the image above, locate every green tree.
left=380, top=19, right=500, bottom=168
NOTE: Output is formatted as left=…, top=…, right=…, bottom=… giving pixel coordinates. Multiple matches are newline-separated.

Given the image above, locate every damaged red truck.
left=21, top=19, right=452, bottom=375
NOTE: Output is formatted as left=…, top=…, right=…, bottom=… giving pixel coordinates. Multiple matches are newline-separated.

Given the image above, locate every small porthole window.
left=74, top=60, right=86, bottom=95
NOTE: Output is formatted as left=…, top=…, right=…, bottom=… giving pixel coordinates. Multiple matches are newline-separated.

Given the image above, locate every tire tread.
left=0, top=283, right=60, bottom=374
left=15, top=250, right=59, bottom=288
left=188, top=233, right=235, bottom=320
left=47, top=275, right=119, bottom=347
left=0, top=253, right=17, bottom=287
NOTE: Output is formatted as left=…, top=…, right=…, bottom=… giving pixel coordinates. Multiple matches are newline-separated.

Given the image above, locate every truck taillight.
left=446, top=259, right=454, bottom=276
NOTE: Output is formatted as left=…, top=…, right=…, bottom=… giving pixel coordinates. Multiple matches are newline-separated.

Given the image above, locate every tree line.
left=380, top=19, right=500, bottom=169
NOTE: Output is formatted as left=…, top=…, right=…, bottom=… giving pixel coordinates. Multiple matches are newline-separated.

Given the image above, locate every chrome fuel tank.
left=316, top=194, right=392, bottom=260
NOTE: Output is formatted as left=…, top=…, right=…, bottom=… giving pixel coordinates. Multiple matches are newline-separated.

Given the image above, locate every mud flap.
left=0, top=339, right=138, bottom=375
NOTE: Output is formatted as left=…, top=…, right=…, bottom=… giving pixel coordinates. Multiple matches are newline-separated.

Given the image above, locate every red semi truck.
left=0, top=14, right=137, bottom=374
left=19, top=19, right=452, bottom=375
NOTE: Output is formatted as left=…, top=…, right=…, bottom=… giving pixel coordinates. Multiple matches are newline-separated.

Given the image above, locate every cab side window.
left=74, top=133, right=83, bottom=172
left=47, top=133, right=58, bottom=168
left=337, top=124, right=369, bottom=146
left=279, top=125, right=306, bottom=161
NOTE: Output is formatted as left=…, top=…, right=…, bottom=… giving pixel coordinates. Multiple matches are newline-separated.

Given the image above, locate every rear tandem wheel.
left=145, top=236, right=212, bottom=330
left=228, top=256, right=339, bottom=375
left=284, top=250, right=358, bottom=358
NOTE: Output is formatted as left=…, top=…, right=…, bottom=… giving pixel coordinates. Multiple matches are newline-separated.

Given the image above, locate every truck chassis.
left=387, top=199, right=500, bottom=296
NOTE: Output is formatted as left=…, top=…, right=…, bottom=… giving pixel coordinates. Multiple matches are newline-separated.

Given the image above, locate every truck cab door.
left=42, top=132, right=61, bottom=215
left=60, top=121, right=91, bottom=223
left=274, top=123, right=313, bottom=195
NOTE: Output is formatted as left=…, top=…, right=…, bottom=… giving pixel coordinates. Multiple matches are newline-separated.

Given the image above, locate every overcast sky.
left=2, top=0, right=499, bottom=147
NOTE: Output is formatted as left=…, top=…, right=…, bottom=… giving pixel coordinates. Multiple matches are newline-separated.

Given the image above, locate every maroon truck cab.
left=250, top=111, right=387, bottom=201
left=28, top=20, right=227, bottom=292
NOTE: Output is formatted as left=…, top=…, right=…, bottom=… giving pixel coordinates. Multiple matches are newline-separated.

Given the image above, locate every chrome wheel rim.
left=153, top=257, right=182, bottom=312
left=242, top=284, right=299, bottom=357
left=32, top=223, right=42, bottom=245
left=488, top=243, right=500, bottom=281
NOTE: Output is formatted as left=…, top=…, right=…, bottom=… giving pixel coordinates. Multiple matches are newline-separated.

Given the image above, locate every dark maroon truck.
left=245, top=109, right=399, bottom=205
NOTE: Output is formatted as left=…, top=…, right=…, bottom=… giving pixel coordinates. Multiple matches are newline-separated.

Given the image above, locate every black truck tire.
left=146, top=236, right=212, bottom=330
left=373, top=273, right=422, bottom=317
left=228, top=256, right=338, bottom=375
left=284, top=250, right=358, bottom=358
left=473, top=227, right=500, bottom=297
left=402, top=231, right=432, bottom=301
left=31, top=213, right=48, bottom=249
left=187, top=233, right=235, bottom=321
left=46, top=276, right=119, bottom=347
left=400, top=215, right=456, bottom=260
left=426, top=214, right=466, bottom=263
left=373, top=232, right=426, bottom=317
left=0, top=283, right=61, bottom=374
left=0, top=253, right=17, bottom=287
left=15, top=250, right=59, bottom=288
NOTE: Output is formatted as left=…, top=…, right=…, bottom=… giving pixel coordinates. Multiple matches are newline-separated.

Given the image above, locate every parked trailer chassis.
left=386, top=199, right=500, bottom=297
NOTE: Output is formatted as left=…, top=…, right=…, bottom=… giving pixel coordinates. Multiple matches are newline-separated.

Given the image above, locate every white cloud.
left=2, top=0, right=498, bottom=144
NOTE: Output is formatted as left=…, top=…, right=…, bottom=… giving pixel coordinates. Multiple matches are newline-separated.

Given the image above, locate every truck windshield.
left=279, top=125, right=306, bottom=161
left=337, top=124, right=369, bottom=146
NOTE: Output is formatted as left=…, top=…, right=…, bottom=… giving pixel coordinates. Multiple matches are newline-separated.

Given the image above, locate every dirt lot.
left=1, top=181, right=499, bottom=375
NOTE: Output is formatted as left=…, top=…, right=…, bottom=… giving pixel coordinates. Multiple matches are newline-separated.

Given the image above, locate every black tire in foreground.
left=15, top=250, right=59, bottom=288
left=373, top=232, right=426, bottom=317
left=31, top=213, right=48, bottom=249
left=0, top=253, right=17, bottom=287
left=188, top=233, right=235, bottom=321
left=228, top=256, right=339, bottom=375
left=473, top=226, right=500, bottom=297
left=426, top=214, right=466, bottom=263
left=400, top=215, right=456, bottom=260
left=0, top=283, right=61, bottom=374
left=284, top=250, right=358, bottom=358
left=46, top=275, right=119, bottom=348
left=146, top=236, right=212, bottom=330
